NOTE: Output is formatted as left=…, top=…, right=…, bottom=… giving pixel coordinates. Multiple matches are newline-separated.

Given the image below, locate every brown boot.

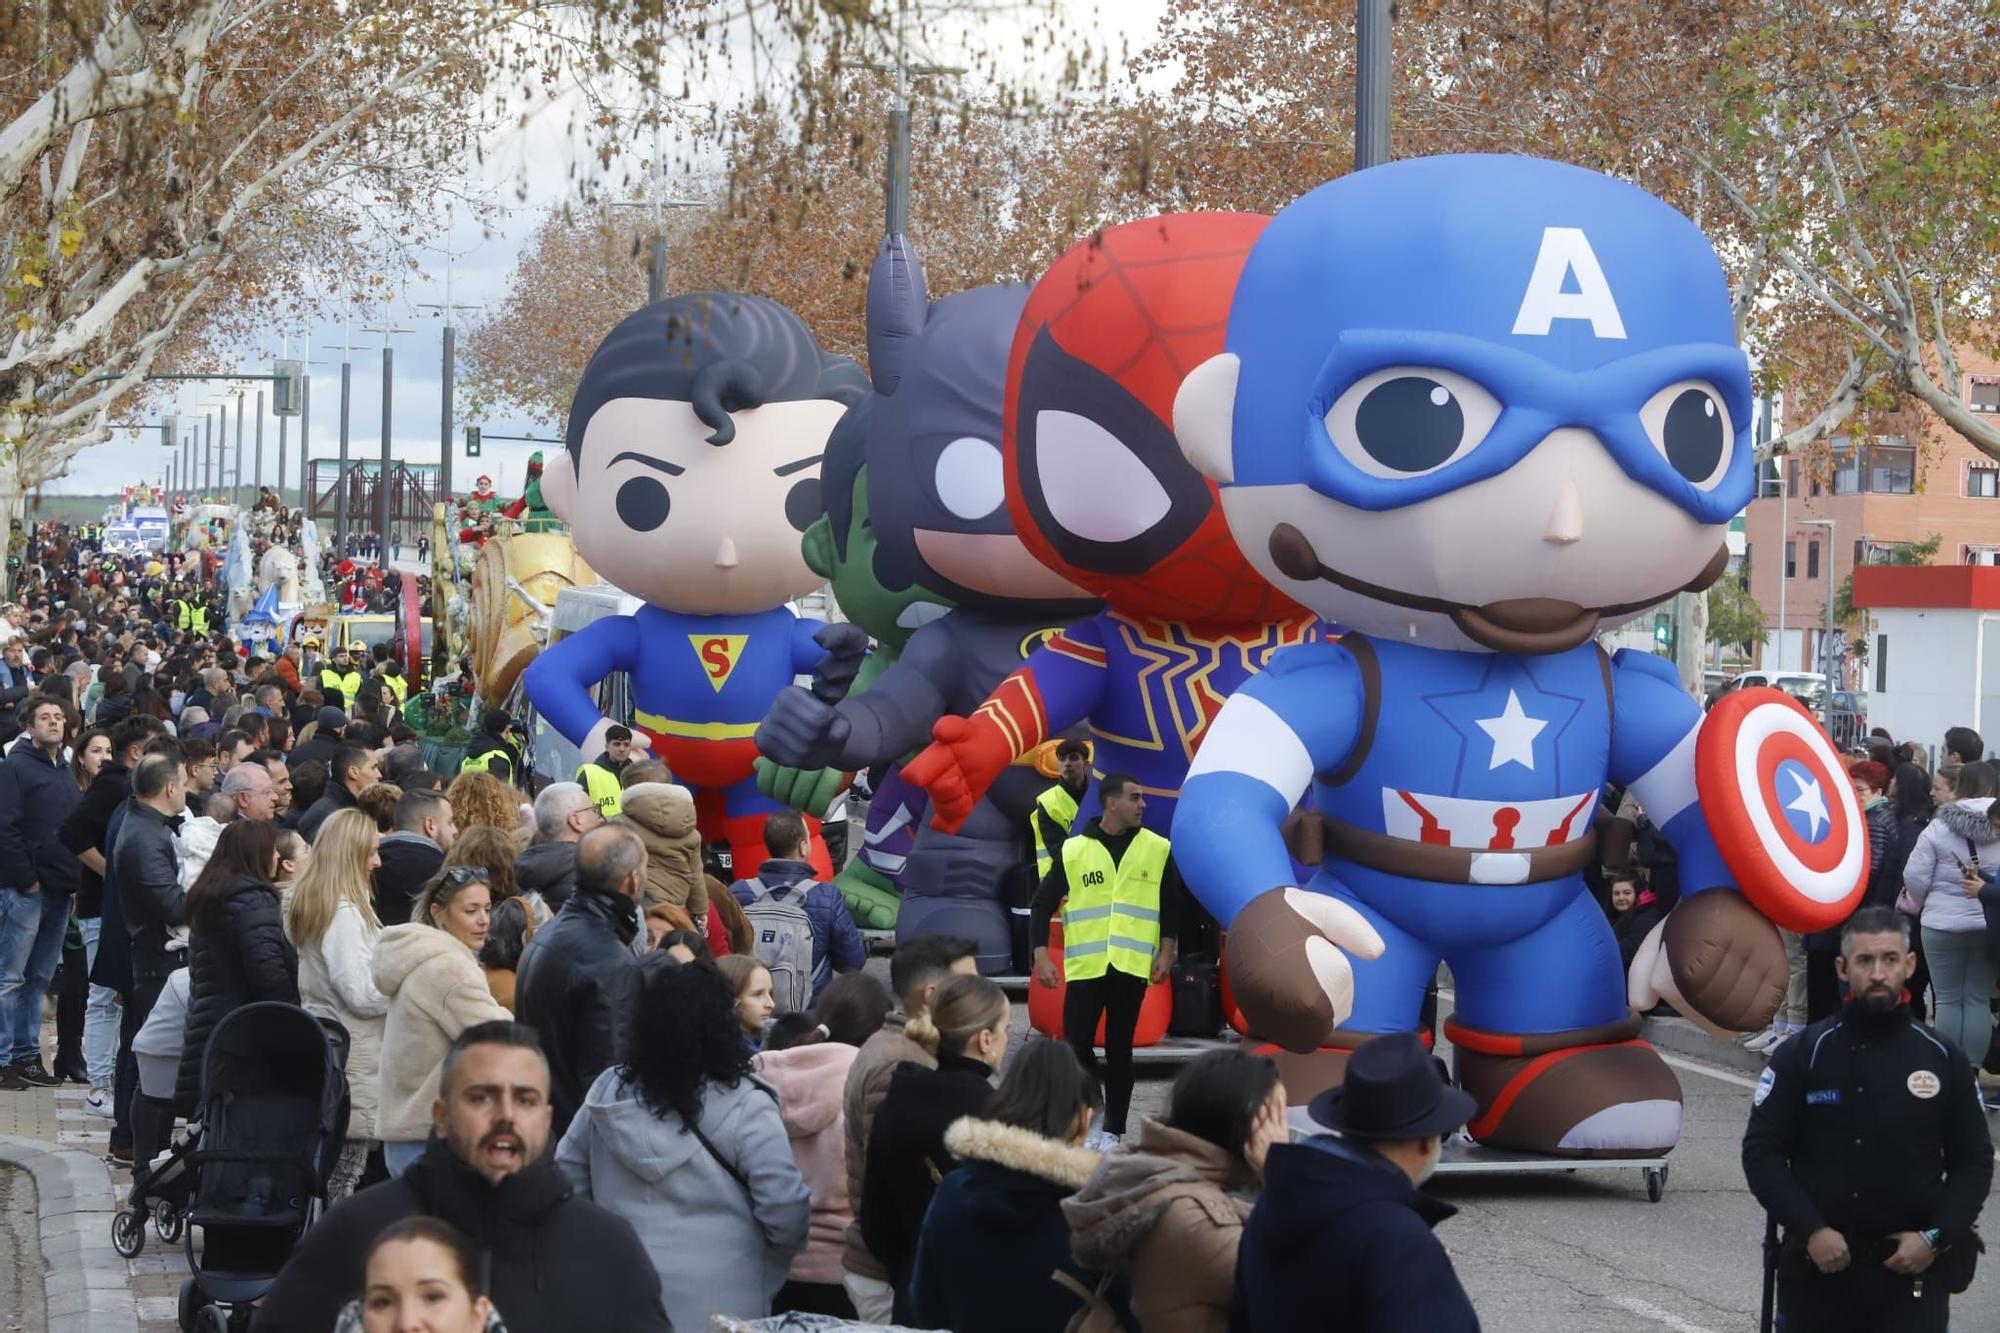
left=1254, top=1028, right=1436, bottom=1108
left=1449, top=1015, right=1682, bottom=1157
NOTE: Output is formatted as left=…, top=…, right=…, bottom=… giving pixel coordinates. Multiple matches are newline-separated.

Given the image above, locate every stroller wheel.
left=111, top=1208, right=145, bottom=1258
left=178, top=1277, right=205, bottom=1330
left=153, top=1198, right=184, bottom=1242
left=192, top=1304, right=231, bottom=1333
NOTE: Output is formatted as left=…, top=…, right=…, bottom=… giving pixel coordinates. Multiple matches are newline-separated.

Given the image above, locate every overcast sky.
left=58, top=0, right=1174, bottom=500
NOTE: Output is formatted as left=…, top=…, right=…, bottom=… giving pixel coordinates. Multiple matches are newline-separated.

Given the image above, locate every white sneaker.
left=84, top=1088, right=111, bottom=1118
left=1742, top=1027, right=1781, bottom=1052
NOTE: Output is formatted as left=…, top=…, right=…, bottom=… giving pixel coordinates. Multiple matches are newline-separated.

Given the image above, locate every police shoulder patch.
left=1753, top=1067, right=1775, bottom=1106
left=1907, top=1069, right=1941, bottom=1100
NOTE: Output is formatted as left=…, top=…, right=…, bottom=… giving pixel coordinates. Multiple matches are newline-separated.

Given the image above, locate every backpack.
left=741, top=878, right=816, bottom=1012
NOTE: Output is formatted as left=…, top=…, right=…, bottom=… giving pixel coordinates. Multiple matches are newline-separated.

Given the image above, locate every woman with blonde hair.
left=858, top=973, right=1009, bottom=1316
left=286, top=808, right=387, bottom=1199
left=446, top=770, right=525, bottom=836
left=373, top=865, right=512, bottom=1175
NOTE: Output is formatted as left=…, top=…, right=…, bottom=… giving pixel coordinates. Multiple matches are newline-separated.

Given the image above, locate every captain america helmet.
left=1178, top=155, right=1754, bottom=654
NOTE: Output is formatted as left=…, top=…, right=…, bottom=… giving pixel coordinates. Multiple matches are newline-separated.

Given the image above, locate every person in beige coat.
left=371, top=868, right=512, bottom=1176
left=839, top=935, right=980, bottom=1320
left=1062, top=1049, right=1289, bottom=1333
left=618, top=783, right=706, bottom=920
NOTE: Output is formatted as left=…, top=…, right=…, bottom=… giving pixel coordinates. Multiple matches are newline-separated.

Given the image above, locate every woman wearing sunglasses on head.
left=373, top=863, right=512, bottom=1176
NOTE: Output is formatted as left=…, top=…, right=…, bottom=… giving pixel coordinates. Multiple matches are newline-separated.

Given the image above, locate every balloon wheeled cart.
left=1284, top=1110, right=1671, bottom=1202
left=1431, top=1137, right=1671, bottom=1203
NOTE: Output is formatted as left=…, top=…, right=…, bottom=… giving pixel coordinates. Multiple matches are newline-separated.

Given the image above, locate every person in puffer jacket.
left=1903, top=762, right=2000, bottom=1064
left=751, top=974, right=892, bottom=1316
left=618, top=782, right=707, bottom=920
left=558, top=955, right=809, bottom=1331
left=906, top=1041, right=1125, bottom=1333
left=175, top=820, right=299, bottom=1113
left=1063, top=1049, right=1287, bottom=1333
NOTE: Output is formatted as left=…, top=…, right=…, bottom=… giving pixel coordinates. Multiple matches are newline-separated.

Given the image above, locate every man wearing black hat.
left=1232, top=1032, right=1481, bottom=1331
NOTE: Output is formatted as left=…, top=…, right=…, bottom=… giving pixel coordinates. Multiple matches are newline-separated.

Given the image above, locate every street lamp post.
left=1801, top=517, right=1837, bottom=695
left=1355, top=0, right=1393, bottom=169
left=365, top=322, right=413, bottom=555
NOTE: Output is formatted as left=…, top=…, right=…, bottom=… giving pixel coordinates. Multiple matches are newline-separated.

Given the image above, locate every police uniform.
left=1029, top=818, right=1181, bottom=1137
left=1742, top=1004, right=1993, bottom=1331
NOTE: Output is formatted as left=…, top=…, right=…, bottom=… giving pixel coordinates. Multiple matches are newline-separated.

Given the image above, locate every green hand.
left=834, top=858, right=903, bottom=931
left=754, top=756, right=847, bottom=818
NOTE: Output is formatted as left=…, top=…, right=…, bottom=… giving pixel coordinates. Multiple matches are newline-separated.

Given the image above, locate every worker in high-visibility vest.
left=1029, top=771, right=1179, bottom=1148
left=574, top=723, right=634, bottom=817
left=1030, top=738, right=1093, bottom=880
left=318, top=648, right=363, bottom=707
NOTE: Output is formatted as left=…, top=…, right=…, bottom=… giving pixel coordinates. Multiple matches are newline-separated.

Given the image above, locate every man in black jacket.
left=250, top=1022, right=670, bottom=1333
left=0, top=696, right=84, bottom=1089
left=513, top=824, right=645, bottom=1136
left=1743, top=907, right=1992, bottom=1331
left=110, top=751, right=188, bottom=1168
left=373, top=789, right=455, bottom=928
left=1232, top=1032, right=1481, bottom=1332
left=298, top=742, right=379, bottom=843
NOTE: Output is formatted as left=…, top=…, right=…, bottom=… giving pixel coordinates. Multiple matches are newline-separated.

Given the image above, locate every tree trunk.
left=0, top=454, right=27, bottom=602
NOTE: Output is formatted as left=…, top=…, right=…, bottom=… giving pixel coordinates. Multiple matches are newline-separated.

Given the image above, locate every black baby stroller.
left=110, top=1116, right=197, bottom=1258
left=175, top=1001, right=349, bottom=1332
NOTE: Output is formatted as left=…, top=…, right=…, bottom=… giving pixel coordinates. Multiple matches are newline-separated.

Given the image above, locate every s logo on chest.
left=690, top=634, right=748, bottom=692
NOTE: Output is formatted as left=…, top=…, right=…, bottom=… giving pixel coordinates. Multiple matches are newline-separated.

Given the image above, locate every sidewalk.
left=0, top=1078, right=184, bottom=1333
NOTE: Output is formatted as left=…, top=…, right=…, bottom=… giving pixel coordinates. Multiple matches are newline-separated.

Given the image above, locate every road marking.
left=1611, top=1296, right=1718, bottom=1332
left=1658, top=1052, right=1763, bottom=1092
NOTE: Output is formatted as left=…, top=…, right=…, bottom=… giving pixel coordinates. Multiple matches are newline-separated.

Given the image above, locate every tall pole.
left=380, top=345, right=394, bottom=549
left=277, top=409, right=287, bottom=502
left=337, top=361, right=352, bottom=552
left=234, top=392, right=246, bottom=507
left=1355, top=0, right=1392, bottom=170
left=300, top=330, right=314, bottom=514
left=204, top=413, right=214, bottom=494
left=1777, top=452, right=1789, bottom=670
left=253, top=390, right=265, bottom=497
left=439, top=321, right=455, bottom=502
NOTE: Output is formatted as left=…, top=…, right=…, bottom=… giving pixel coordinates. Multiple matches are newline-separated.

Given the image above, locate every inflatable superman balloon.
left=1173, top=156, right=1867, bottom=1156
left=757, top=234, right=1099, bottom=971
left=525, top=293, right=868, bottom=878
left=902, top=213, right=1322, bottom=840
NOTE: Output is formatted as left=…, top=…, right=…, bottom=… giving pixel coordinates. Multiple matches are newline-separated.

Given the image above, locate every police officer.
left=1029, top=771, right=1178, bottom=1148
left=1030, top=738, right=1092, bottom=881
left=574, top=723, right=633, bottom=817
left=1743, top=905, right=1992, bottom=1331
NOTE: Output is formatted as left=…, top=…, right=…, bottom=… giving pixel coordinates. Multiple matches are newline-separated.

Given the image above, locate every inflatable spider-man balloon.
left=903, top=213, right=1323, bottom=839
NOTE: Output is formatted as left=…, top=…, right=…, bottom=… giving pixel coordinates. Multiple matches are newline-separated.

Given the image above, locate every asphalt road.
left=920, top=950, right=2000, bottom=1333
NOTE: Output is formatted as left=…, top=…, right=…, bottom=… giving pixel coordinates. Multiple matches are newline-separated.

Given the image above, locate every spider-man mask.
left=1004, top=213, right=1308, bottom=626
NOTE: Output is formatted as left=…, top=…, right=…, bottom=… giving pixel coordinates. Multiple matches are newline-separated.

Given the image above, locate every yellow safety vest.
left=189, top=606, right=208, bottom=636
left=173, top=600, right=192, bottom=630
left=319, top=667, right=362, bottom=700
left=575, top=761, right=623, bottom=818
left=379, top=672, right=408, bottom=705
left=460, top=743, right=512, bottom=780
left=1031, top=781, right=1081, bottom=878
left=1059, top=827, right=1168, bottom=983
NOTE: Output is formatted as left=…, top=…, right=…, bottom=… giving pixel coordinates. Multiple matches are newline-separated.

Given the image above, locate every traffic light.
left=464, top=425, right=481, bottom=457
left=159, top=415, right=177, bottom=448
left=273, top=360, right=302, bottom=416
left=1653, top=611, right=1673, bottom=655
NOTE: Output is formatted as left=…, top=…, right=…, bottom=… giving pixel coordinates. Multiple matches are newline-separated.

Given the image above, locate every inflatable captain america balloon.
left=1173, top=155, right=1868, bottom=1155
left=903, top=212, right=1322, bottom=840
left=525, top=293, right=868, bottom=878
left=756, top=233, right=1099, bottom=969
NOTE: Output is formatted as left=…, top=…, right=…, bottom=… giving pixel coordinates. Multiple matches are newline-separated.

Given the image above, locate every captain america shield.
left=1696, top=687, right=1868, bottom=933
